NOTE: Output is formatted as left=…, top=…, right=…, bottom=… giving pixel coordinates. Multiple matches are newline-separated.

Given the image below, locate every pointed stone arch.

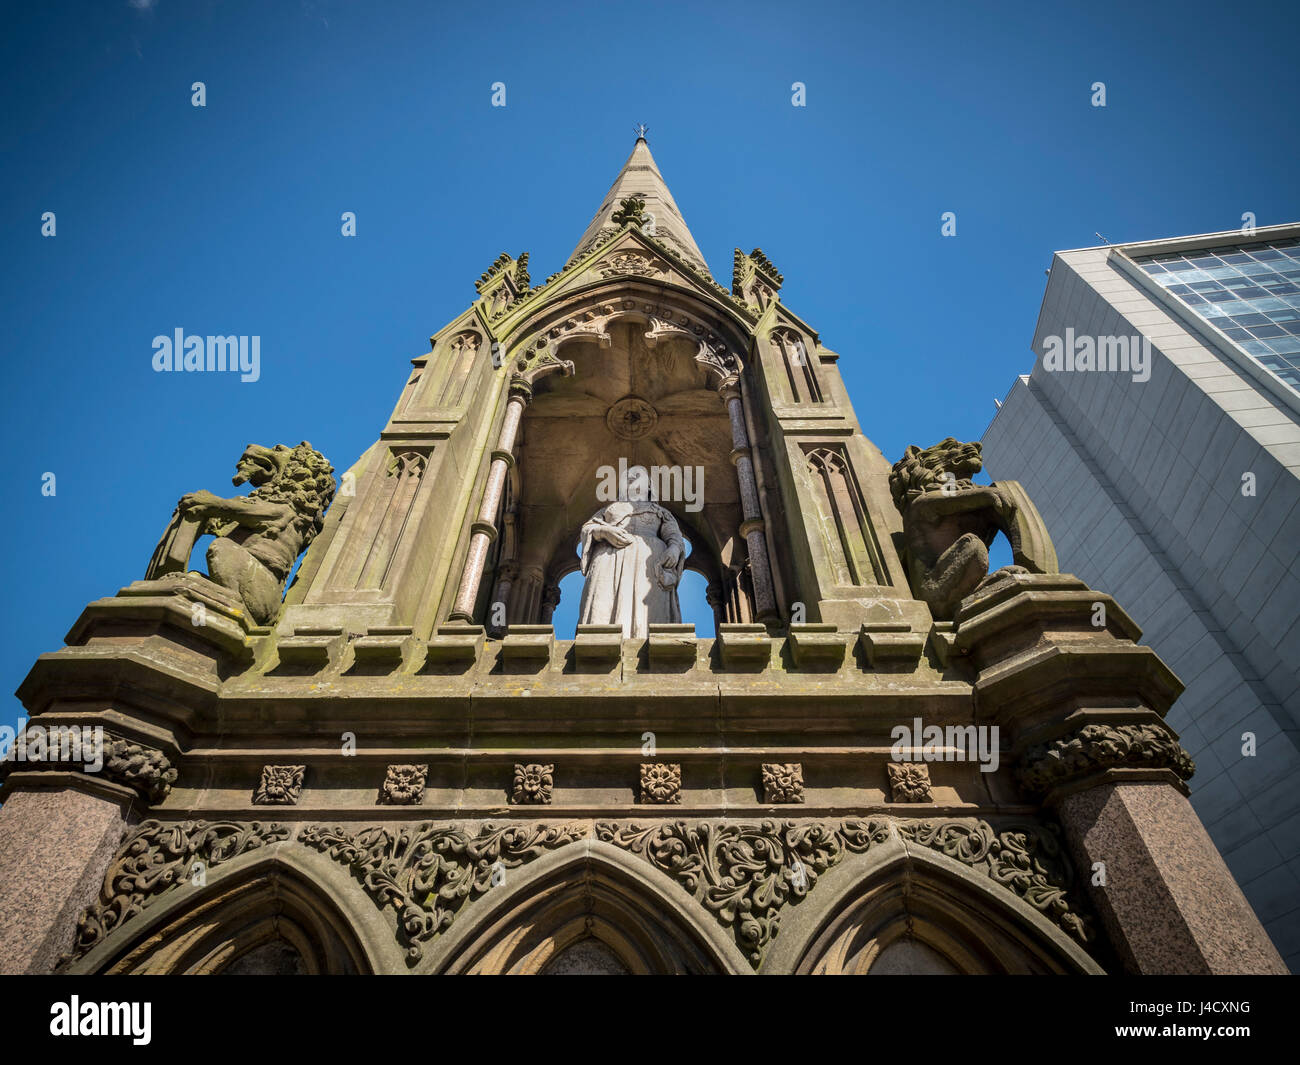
left=506, top=279, right=752, bottom=392
left=767, top=838, right=1103, bottom=974
left=421, top=841, right=751, bottom=974
left=63, top=846, right=394, bottom=975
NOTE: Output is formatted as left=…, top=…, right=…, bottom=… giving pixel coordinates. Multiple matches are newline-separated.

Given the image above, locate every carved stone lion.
left=889, top=438, right=1057, bottom=620
left=146, top=442, right=336, bottom=625
left=889, top=437, right=985, bottom=510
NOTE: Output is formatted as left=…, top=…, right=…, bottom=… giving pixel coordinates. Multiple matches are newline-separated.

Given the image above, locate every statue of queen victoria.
left=577, top=464, right=686, bottom=638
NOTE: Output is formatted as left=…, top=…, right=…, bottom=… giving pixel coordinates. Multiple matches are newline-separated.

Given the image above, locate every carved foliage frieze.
left=899, top=818, right=1091, bottom=946
left=300, top=821, right=586, bottom=964
left=70, top=820, right=290, bottom=960
left=598, top=818, right=892, bottom=966
left=66, top=816, right=1094, bottom=971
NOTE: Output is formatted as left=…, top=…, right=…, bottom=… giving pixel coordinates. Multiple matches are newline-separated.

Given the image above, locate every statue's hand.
left=659, top=545, right=682, bottom=570
left=178, top=490, right=216, bottom=516
left=599, top=526, right=634, bottom=549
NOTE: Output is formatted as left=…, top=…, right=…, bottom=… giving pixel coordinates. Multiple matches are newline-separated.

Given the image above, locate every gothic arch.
left=421, top=841, right=751, bottom=974
left=505, top=278, right=753, bottom=391
left=767, top=841, right=1103, bottom=975
left=498, top=285, right=753, bottom=624
left=63, top=846, right=393, bottom=975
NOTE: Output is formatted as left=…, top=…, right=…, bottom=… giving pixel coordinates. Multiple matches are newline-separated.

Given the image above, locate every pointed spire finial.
left=633, top=122, right=649, bottom=141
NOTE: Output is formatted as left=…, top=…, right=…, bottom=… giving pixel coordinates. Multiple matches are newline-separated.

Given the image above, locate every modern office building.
left=983, top=223, right=1300, bottom=970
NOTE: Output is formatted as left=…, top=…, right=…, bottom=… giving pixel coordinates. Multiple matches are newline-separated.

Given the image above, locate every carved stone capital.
left=1016, top=723, right=1195, bottom=798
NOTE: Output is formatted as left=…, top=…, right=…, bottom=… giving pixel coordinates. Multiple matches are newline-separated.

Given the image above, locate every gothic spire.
left=569, top=134, right=710, bottom=276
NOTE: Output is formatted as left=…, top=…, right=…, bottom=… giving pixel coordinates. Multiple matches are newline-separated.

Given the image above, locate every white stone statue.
left=578, top=465, right=686, bottom=638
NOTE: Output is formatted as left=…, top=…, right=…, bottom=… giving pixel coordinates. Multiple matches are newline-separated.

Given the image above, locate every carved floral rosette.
left=886, top=762, right=932, bottom=803
left=511, top=763, right=553, bottom=805
left=1015, top=723, right=1195, bottom=797
left=639, top=763, right=681, bottom=804
left=382, top=765, right=428, bottom=806
left=255, top=765, right=305, bottom=805
left=761, top=763, right=805, bottom=804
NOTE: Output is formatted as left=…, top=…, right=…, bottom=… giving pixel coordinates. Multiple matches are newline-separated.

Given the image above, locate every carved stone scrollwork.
left=1015, top=723, right=1196, bottom=797
left=301, top=822, right=586, bottom=965
left=762, top=763, right=805, bottom=804
left=898, top=819, right=1091, bottom=946
left=254, top=765, right=305, bottom=806
left=382, top=765, right=428, bottom=805
left=597, top=818, right=892, bottom=966
left=511, top=763, right=554, bottom=805
left=68, top=820, right=290, bottom=960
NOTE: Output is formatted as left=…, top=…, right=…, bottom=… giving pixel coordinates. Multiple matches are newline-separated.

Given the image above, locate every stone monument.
left=0, top=134, right=1285, bottom=975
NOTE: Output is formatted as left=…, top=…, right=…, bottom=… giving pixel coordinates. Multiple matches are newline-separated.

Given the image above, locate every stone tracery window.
left=805, top=446, right=886, bottom=586
left=771, top=328, right=823, bottom=404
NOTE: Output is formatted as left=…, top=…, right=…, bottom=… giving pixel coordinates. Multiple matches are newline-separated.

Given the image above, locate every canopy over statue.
left=577, top=464, right=686, bottom=638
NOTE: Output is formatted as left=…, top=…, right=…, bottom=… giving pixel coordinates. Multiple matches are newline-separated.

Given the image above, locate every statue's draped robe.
left=578, top=501, right=686, bottom=638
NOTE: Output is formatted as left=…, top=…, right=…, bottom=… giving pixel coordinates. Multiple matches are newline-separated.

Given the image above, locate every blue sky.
left=2, top=0, right=1297, bottom=731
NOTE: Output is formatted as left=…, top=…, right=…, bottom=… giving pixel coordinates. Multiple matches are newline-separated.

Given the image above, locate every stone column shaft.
left=722, top=385, right=777, bottom=620
left=0, top=785, right=134, bottom=974
left=1058, top=781, right=1286, bottom=974
left=450, top=387, right=528, bottom=622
